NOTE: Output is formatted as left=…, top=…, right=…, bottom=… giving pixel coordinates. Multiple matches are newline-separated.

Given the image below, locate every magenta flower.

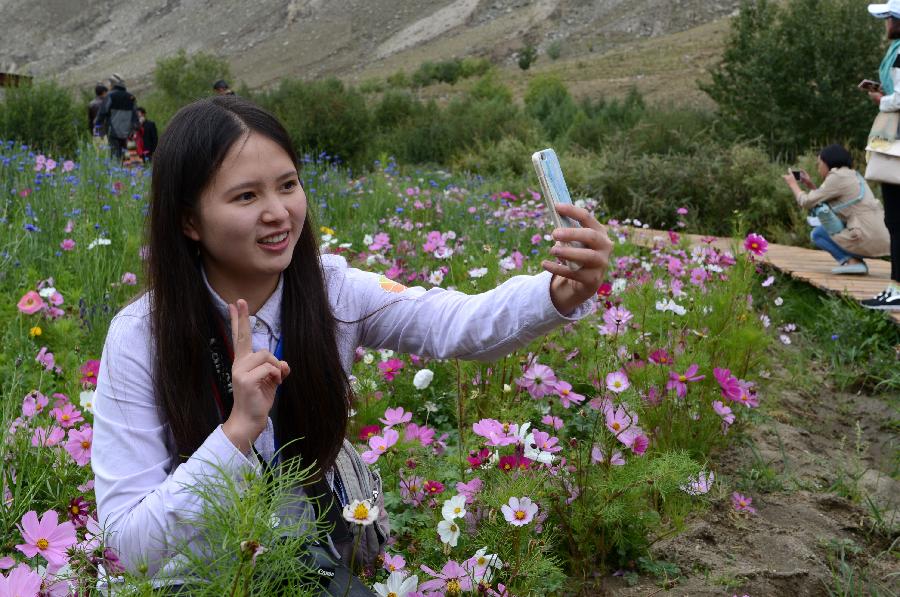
left=732, top=492, right=757, bottom=514
left=80, top=360, right=100, bottom=387
left=67, top=496, right=91, bottom=528
left=358, top=425, right=380, bottom=442
left=60, top=238, right=76, bottom=251
left=51, top=403, right=83, bottom=429
left=605, top=405, right=637, bottom=439
left=541, top=414, right=563, bottom=430
left=35, top=347, right=55, bottom=371
left=472, top=418, right=518, bottom=447
left=517, top=363, right=557, bottom=399
left=382, top=552, right=405, bottom=573
left=601, top=306, right=633, bottom=335
left=21, top=391, right=49, bottom=418
left=743, top=233, right=769, bottom=256
left=64, top=426, right=93, bottom=466
left=367, top=232, right=392, bottom=252
left=712, top=400, right=735, bottom=431
left=591, top=445, right=625, bottom=466
left=735, top=380, right=760, bottom=408
left=423, top=480, right=444, bottom=496
left=377, top=358, right=405, bottom=382
left=630, top=433, right=649, bottom=455
left=379, top=406, right=412, bottom=427
left=648, top=349, right=672, bottom=366
left=501, top=496, right=539, bottom=526
left=689, top=268, right=707, bottom=286
left=553, top=380, right=585, bottom=408
left=497, top=454, right=531, bottom=472
left=419, top=560, right=473, bottom=594
left=666, top=364, right=705, bottom=398
left=360, top=428, right=399, bottom=464
left=455, top=478, right=483, bottom=504
left=17, top=291, right=44, bottom=315
left=399, top=475, right=425, bottom=506
left=605, top=371, right=630, bottom=394
left=713, top=368, right=742, bottom=401
left=15, top=510, right=77, bottom=568
left=0, top=564, right=43, bottom=597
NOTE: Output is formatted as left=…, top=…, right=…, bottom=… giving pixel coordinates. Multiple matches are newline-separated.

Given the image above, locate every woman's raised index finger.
left=229, top=299, right=253, bottom=358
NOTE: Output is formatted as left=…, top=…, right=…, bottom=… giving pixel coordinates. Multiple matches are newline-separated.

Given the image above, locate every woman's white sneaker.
left=861, top=286, right=900, bottom=310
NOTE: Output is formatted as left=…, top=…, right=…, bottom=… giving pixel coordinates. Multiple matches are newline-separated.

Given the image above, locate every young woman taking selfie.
left=91, top=96, right=613, bottom=590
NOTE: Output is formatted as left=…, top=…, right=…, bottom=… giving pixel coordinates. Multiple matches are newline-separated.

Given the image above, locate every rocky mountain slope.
left=2, top=0, right=739, bottom=94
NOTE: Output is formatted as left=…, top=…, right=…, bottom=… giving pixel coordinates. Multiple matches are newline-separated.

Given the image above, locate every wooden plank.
left=624, top=227, right=899, bottom=326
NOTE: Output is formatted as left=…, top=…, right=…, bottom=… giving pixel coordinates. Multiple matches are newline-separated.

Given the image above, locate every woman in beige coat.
left=783, top=144, right=890, bottom=274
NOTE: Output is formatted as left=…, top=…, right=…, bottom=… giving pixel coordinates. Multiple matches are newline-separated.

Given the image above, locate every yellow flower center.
left=62, top=414, right=70, bottom=421
left=388, top=564, right=396, bottom=571
left=502, top=423, right=510, bottom=432
left=388, top=593, right=398, bottom=597
left=446, top=580, right=462, bottom=595
left=514, top=510, right=526, bottom=520
left=81, top=440, right=90, bottom=449
left=679, top=375, right=686, bottom=382
left=562, top=389, right=569, bottom=396
left=612, top=422, right=621, bottom=431
left=454, top=507, right=462, bottom=514
left=71, top=505, right=80, bottom=514
left=353, top=504, right=370, bottom=521
left=377, top=445, right=386, bottom=452
left=37, top=538, right=49, bottom=550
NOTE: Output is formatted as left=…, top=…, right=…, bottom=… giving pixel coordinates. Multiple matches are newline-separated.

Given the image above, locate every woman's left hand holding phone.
left=543, top=203, right=614, bottom=315
left=222, top=299, right=291, bottom=455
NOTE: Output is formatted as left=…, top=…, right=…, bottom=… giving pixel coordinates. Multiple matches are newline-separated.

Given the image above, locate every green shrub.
left=547, top=40, right=562, bottom=61
left=703, top=0, right=882, bottom=158
left=147, top=49, right=232, bottom=125
left=0, top=80, right=81, bottom=155
left=411, top=59, right=463, bottom=87
left=372, top=89, right=420, bottom=131
left=567, top=89, right=646, bottom=151
left=459, top=56, right=492, bottom=78
left=518, top=45, right=538, bottom=70
left=258, top=78, right=371, bottom=165
left=524, top=75, right=579, bottom=141
left=386, top=70, right=412, bottom=89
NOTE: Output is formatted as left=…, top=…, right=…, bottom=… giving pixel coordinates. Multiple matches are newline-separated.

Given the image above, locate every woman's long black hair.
left=148, top=96, right=350, bottom=474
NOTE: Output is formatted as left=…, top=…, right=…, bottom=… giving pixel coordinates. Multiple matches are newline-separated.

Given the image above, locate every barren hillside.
left=1, top=0, right=739, bottom=101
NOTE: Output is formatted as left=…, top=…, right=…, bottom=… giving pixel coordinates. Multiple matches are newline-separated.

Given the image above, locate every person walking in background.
left=783, top=144, right=890, bottom=275
left=212, top=79, right=235, bottom=96
left=88, top=83, right=108, bottom=136
left=861, top=1, right=900, bottom=310
left=135, top=107, right=158, bottom=162
left=94, top=74, right=139, bottom=161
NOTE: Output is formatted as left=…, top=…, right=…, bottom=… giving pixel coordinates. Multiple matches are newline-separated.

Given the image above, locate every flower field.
left=0, top=141, right=784, bottom=595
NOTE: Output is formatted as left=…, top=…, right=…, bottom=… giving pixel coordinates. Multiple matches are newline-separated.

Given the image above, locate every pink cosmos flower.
left=360, top=428, right=399, bottom=464
left=67, top=496, right=91, bottom=528
left=501, top=497, right=538, bottom=526
left=0, top=564, right=43, bottom=597
left=591, top=445, right=625, bottom=466
left=382, top=552, right=405, bottom=573
left=51, top=404, right=83, bottom=429
left=553, top=380, right=585, bottom=408
left=35, top=347, right=55, bottom=371
left=666, top=364, right=705, bottom=398
left=404, top=423, right=435, bottom=446
left=31, top=426, right=65, bottom=447
left=399, top=475, right=425, bottom=506
left=601, top=306, right=633, bottom=335
left=689, top=268, right=708, bottom=286
left=743, top=233, right=768, bottom=256
left=735, top=380, right=760, bottom=408
left=418, top=560, right=473, bottom=594
left=713, top=368, right=743, bottom=401
left=62, top=160, right=75, bottom=172
left=541, top=414, right=563, bottom=430
left=15, top=510, right=77, bottom=568
left=517, top=363, right=557, bottom=399
left=681, top=471, right=715, bottom=495
left=60, top=239, right=76, bottom=251
left=472, top=418, right=517, bottom=447
left=0, top=557, right=13, bottom=570
left=17, top=291, right=44, bottom=315
left=676, top=207, right=689, bottom=215
left=497, top=454, right=531, bottom=472
left=732, top=492, right=756, bottom=514
left=368, top=232, right=392, bottom=252
left=712, top=400, right=735, bottom=431
left=377, top=358, right=405, bottom=382
left=467, top=447, right=490, bottom=468
left=630, top=434, right=649, bottom=455
left=455, top=478, right=483, bottom=503
left=121, top=272, right=137, bottom=285
left=605, top=403, right=640, bottom=443
left=379, top=406, right=412, bottom=428
left=605, top=371, right=630, bottom=394
left=667, top=257, right=685, bottom=277
left=65, top=426, right=93, bottom=466
left=80, top=360, right=100, bottom=387
left=22, top=391, right=49, bottom=418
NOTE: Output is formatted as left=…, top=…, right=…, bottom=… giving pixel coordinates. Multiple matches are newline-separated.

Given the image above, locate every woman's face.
left=816, top=157, right=830, bottom=179
left=182, top=131, right=306, bottom=294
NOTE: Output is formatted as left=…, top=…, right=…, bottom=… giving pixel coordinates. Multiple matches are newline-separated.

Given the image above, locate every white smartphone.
left=532, top=148, right=583, bottom=271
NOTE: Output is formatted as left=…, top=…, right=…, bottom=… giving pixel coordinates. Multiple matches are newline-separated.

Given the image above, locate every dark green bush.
left=524, top=75, right=579, bottom=141
left=567, top=89, right=646, bottom=151
left=258, top=78, right=371, bottom=165
left=0, top=80, right=81, bottom=155
left=704, top=0, right=883, bottom=158
left=372, top=90, right=419, bottom=131
left=411, top=60, right=462, bottom=87
left=146, top=50, right=232, bottom=125
left=518, top=45, right=538, bottom=70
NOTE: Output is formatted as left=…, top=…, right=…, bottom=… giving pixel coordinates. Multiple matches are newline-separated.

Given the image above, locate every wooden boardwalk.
left=626, top=227, right=900, bottom=325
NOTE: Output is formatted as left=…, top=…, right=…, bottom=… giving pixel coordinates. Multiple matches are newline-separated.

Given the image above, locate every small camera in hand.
left=791, top=170, right=802, bottom=181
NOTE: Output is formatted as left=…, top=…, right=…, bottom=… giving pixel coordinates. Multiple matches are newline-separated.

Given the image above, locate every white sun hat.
left=869, top=0, right=900, bottom=18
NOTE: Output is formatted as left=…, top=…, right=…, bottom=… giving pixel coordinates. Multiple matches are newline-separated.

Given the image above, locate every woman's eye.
left=237, top=192, right=255, bottom=202
left=282, top=180, right=298, bottom=191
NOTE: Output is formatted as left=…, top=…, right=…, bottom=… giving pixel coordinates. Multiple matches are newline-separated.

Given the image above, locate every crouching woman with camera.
left=783, top=144, right=890, bottom=274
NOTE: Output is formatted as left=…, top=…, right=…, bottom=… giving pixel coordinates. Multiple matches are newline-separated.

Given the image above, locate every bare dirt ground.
left=605, top=355, right=900, bottom=596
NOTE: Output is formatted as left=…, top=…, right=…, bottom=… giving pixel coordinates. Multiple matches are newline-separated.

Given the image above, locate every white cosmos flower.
left=342, top=499, right=378, bottom=526
left=611, top=278, right=627, bottom=294
left=413, top=369, right=434, bottom=390
left=468, top=267, right=489, bottom=278
left=428, top=270, right=444, bottom=286
left=373, top=571, right=419, bottom=597
left=363, top=234, right=374, bottom=246
left=472, top=547, right=503, bottom=570
left=79, top=390, right=95, bottom=414
left=437, top=518, right=461, bottom=547
left=38, top=286, right=56, bottom=299
left=87, top=238, right=111, bottom=250
left=523, top=432, right=556, bottom=464
left=441, top=495, right=467, bottom=521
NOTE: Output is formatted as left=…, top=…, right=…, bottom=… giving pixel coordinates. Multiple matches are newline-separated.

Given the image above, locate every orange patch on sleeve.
left=378, top=275, right=408, bottom=293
